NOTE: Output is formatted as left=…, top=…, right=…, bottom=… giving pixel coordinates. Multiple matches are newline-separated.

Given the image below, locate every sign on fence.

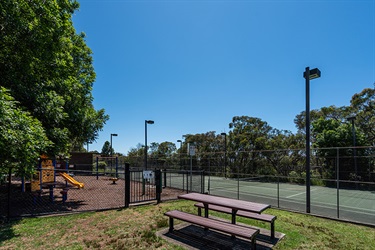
left=143, top=170, right=154, bottom=180
left=188, top=143, right=196, bottom=156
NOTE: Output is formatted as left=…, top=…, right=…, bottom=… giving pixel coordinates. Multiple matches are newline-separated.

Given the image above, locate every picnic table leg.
left=231, top=209, right=238, bottom=224
left=204, top=203, right=209, bottom=231
left=271, top=221, right=275, bottom=239
left=251, top=237, right=256, bottom=250
left=204, top=203, right=209, bottom=218
left=169, top=217, right=174, bottom=232
left=230, top=209, right=238, bottom=239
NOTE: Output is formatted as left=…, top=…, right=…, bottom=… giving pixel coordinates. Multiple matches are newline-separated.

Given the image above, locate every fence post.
left=96, top=157, right=99, bottom=180
left=155, top=169, right=161, bottom=204
left=336, top=148, right=340, bottom=218
left=125, top=163, right=130, bottom=208
left=53, top=158, right=56, bottom=183
left=181, top=170, right=185, bottom=191
left=201, top=170, right=205, bottom=194
left=7, top=168, right=12, bottom=219
left=237, top=166, right=240, bottom=200
left=116, top=157, right=118, bottom=178
left=163, top=169, right=167, bottom=188
left=277, top=165, right=280, bottom=208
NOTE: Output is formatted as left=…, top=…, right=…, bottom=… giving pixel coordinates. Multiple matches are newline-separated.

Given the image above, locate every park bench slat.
left=194, top=202, right=276, bottom=239
left=165, top=210, right=259, bottom=249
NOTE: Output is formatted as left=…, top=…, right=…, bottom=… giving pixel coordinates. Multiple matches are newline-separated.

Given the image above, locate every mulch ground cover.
left=0, top=175, right=186, bottom=218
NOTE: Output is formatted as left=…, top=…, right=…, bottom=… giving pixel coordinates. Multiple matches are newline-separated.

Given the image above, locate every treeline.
left=122, top=86, right=375, bottom=182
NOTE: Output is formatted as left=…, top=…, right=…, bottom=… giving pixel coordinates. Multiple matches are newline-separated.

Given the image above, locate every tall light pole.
left=177, top=140, right=182, bottom=169
left=182, top=135, right=188, bottom=170
left=304, top=66, right=321, bottom=213
left=347, top=115, right=357, bottom=181
left=110, top=134, right=118, bottom=174
left=110, top=133, right=118, bottom=156
left=221, top=133, right=227, bottom=178
left=145, top=120, right=154, bottom=170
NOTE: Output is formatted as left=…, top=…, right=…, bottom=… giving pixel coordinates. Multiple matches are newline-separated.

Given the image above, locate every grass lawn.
left=0, top=200, right=374, bottom=249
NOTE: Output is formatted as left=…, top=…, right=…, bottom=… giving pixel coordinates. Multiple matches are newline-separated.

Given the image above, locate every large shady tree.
left=0, top=0, right=109, bottom=177
left=0, top=0, right=108, bottom=163
left=0, top=88, right=51, bottom=175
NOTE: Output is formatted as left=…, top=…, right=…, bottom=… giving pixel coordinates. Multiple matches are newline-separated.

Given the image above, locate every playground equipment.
left=29, top=156, right=84, bottom=204
left=31, top=158, right=54, bottom=191
left=59, top=172, right=84, bottom=188
left=109, top=177, right=119, bottom=184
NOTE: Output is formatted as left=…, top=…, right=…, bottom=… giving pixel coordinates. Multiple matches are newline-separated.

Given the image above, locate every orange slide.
left=59, top=172, right=84, bottom=188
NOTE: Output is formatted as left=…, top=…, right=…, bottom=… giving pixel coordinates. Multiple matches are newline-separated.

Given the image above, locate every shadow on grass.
left=0, top=218, right=21, bottom=243
left=158, top=223, right=285, bottom=250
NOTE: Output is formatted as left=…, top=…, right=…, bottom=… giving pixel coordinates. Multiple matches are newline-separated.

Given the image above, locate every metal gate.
left=125, top=164, right=161, bottom=207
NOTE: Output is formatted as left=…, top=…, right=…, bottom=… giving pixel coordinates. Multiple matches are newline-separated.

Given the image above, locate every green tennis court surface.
left=206, top=176, right=374, bottom=225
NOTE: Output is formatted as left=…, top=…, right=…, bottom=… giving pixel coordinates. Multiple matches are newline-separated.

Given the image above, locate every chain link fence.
left=0, top=162, right=185, bottom=219
left=1, top=147, right=374, bottom=226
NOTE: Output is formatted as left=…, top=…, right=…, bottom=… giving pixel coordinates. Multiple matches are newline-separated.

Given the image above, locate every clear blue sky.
left=73, top=0, right=375, bottom=155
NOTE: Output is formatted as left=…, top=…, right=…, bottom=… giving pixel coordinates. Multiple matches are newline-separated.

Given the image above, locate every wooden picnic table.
left=178, top=192, right=271, bottom=224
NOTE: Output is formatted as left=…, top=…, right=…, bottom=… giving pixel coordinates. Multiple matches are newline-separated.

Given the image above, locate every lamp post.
left=188, top=142, right=195, bottom=192
left=110, top=134, right=118, bottom=156
left=347, top=115, right=357, bottom=182
left=177, top=140, right=182, bottom=169
left=221, top=133, right=227, bottom=178
left=144, top=120, right=154, bottom=170
left=182, top=135, right=188, bottom=170
left=303, top=66, right=321, bottom=213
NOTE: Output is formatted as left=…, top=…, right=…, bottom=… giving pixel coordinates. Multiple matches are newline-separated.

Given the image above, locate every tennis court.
left=207, top=176, right=374, bottom=225
left=163, top=171, right=374, bottom=226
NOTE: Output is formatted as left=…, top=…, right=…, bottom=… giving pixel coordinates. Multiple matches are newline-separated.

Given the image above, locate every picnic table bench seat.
left=194, top=202, right=277, bottom=239
left=165, top=210, right=259, bottom=249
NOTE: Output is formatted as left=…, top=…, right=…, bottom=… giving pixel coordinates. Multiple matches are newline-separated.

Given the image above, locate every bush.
left=92, top=161, right=107, bottom=171
left=288, top=171, right=305, bottom=184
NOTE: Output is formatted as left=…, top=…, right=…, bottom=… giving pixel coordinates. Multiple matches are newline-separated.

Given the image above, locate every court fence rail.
left=1, top=146, right=374, bottom=227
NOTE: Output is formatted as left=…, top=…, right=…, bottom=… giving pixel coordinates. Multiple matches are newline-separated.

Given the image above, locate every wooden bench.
left=165, top=210, right=259, bottom=249
left=195, top=202, right=277, bottom=239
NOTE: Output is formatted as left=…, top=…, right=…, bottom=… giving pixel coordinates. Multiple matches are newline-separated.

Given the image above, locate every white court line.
left=286, top=188, right=317, bottom=198
left=214, top=189, right=375, bottom=216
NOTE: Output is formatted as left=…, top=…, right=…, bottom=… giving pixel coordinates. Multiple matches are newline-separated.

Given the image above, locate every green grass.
left=0, top=200, right=374, bottom=249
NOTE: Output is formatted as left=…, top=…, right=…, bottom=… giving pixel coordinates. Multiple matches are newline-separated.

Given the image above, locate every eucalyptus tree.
left=228, top=116, right=272, bottom=174
left=312, top=116, right=368, bottom=180
left=262, top=129, right=305, bottom=177
left=154, top=141, right=177, bottom=168
left=126, top=144, right=144, bottom=168
left=350, top=86, right=375, bottom=145
left=182, top=132, right=223, bottom=171
left=293, top=86, right=374, bottom=181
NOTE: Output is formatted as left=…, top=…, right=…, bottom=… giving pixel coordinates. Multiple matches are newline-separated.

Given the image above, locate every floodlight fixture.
left=303, top=68, right=321, bottom=80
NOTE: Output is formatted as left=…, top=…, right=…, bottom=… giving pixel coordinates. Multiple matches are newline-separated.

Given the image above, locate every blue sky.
left=73, top=0, right=375, bottom=154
